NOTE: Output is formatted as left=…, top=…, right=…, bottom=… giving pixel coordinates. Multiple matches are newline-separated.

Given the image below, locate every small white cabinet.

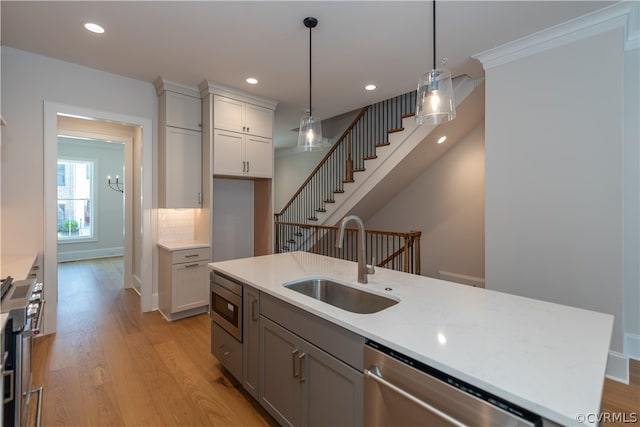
left=158, top=245, right=209, bottom=320
left=155, top=78, right=203, bottom=208
left=214, top=95, right=273, bottom=138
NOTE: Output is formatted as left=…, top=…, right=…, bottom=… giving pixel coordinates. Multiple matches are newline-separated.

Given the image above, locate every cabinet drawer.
left=171, top=247, right=209, bottom=264
left=211, top=321, right=242, bottom=381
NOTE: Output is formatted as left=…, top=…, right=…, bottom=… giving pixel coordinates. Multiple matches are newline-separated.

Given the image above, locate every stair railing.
left=275, top=221, right=421, bottom=275
left=275, top=90, right=417, bottom=228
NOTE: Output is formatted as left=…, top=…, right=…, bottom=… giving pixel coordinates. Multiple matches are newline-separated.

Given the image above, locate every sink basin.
left=284, top=278, right=398, bottom=314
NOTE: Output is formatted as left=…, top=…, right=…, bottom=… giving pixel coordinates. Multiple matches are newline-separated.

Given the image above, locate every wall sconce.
left=107, top=175, right=124, bottom=193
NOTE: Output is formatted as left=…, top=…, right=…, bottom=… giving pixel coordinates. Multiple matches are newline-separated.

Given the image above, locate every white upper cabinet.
left=214, top=96, right=273, bottom=138
left=165, top=91, right=202, bottom=131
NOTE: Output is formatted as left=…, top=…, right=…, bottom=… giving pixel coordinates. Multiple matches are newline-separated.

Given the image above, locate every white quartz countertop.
left=157, top=240, right=210, bottom=251
left=210, top=251, right=613, bottom=427
left=1, top=253, right=37, bottom=279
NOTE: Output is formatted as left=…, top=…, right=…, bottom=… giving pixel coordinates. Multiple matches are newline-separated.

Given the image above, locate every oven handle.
left=33, top=299, right=46, bottom=335
left=3, top=369, right=14, bottom=404
left=30, top=386, right=44, bottom=427
left=364, top=366, right=469, bottom=427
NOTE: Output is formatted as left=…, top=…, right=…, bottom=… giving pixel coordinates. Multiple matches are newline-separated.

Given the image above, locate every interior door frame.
left=44, top=102, right=154, bottom=334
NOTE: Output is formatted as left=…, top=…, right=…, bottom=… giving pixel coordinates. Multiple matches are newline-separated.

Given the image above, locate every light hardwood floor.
left=32, top=258, right=638, bottom=426
left=32, top=257, right=275, bottom=426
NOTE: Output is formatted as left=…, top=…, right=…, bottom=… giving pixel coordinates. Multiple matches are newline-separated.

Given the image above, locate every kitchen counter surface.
left=210, top=251, right=613, bottom=427
left=157, top=240, right=210, bottom=251
left=1, top=253, right=37, bottom=279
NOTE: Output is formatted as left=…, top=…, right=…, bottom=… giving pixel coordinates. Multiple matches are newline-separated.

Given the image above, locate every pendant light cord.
left=309, top=22, right=313, bottom=117
left=432, top=0, right=436, bottom=70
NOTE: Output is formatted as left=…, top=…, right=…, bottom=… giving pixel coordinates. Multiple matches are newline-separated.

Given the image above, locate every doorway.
left=43, top=102, right=154, bottom=336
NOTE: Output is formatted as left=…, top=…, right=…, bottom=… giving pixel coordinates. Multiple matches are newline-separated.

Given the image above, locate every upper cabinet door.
left=245, top=104, right=273, bottom=138
left=214, top=96, right=245, bottom=133
left=166, top=91, right=202, bottom=131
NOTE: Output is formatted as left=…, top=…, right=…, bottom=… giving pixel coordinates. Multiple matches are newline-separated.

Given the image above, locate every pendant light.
left=415, top=0, right=455, bottom=125
left=297, top=17, right=326, bottom=151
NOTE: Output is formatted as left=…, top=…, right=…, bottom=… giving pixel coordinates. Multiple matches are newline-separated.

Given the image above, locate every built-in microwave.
left=210, top=272, right=242, bottom=342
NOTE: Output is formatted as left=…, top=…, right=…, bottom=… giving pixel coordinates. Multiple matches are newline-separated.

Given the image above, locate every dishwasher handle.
left=364, top=366, right=469, bottom=427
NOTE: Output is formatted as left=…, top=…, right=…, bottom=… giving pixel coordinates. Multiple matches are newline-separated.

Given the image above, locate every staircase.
left=275, top=75, right=478, bottom=254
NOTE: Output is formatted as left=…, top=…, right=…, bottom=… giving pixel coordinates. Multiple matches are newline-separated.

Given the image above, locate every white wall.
left=57, top=137, right=124, bottom=261
left=366, top=123, right=485, bottom=282
left=1, top=47, right=156, bottom=320
left=274, top=149, right=327, bottom=212
left=482, top=26, right=630, bottom=378
left=623, top=45, right=640, bottom=358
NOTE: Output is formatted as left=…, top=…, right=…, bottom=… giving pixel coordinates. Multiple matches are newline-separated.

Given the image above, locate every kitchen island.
left=209, top=251, right=613, bottom=426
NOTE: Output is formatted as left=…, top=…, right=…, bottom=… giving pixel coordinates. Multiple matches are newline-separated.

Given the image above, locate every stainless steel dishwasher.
left=364, top=340, right=544, bottom=427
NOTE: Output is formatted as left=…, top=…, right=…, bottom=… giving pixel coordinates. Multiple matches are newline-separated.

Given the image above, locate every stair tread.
left=308, top=217, right=318, bottom=221
left=324, top=199, right=335, bottom=203
left=376, top=142, right=391, bottom=147
left=401, top=113, right=415, bottom=119
left=333, top=190, right=345, bottom=194
left=343, top=179, right=354, bottom=183
left=388, top=127, right=404, bottom=134
left=353, top=168, right=365, bottom=172
left=363, top=155, right=378, bottom=160
left=316, top=208, right=326, bottom=213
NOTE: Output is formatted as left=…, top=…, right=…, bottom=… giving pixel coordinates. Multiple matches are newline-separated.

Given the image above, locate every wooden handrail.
left=274, top=220, right=422, bottom=239
left=275, top=106, right=370, bottom=217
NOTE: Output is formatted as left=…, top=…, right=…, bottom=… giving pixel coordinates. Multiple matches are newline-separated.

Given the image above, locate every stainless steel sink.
left=284, top=278, right=398, bottom=314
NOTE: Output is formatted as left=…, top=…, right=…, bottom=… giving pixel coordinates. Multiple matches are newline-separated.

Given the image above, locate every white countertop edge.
left=157, top=240, right=210, bottom=251
left=209, top=252, right=612, bottom=427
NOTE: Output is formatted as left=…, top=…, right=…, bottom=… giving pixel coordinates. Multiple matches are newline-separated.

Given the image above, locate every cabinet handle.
left=246, top=161, right=250, bottom=173
left=292, top=349, right=299, bottom=378
left=298, top=353, right=306, bottom=383
left=242, top=161, right=246, bottom=172
left=185, top=254, right=199, bottom=258
left=218, top=344, right=230, bottom=357
left=243, top=126, right=246, bottom=132
left=246, top=127, right=250, bottom=133
left=184, top=263, right=200, bottom=268
left=251, top=298, right=258, bottom=321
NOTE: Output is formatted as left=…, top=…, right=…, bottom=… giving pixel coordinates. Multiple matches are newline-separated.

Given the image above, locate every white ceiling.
left=1, top=1, right=616, bottom=148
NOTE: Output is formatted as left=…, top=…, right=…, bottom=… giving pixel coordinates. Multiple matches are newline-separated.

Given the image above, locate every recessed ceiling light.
left=83, top=22, right=105, bottom=34
left=437, top=136, right=447, bottom=144
left=246, top=77, right=258, bottom=85
left=365, top=84, right=376, bottom=91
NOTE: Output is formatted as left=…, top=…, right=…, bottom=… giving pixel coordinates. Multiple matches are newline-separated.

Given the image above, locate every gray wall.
left=484, top=27, right=628, bottom=361
left=365, top=123, right=485, bottom=282
left=57, top=137, right=124, bottom=261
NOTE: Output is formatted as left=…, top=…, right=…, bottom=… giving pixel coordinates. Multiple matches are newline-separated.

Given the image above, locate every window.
left=57, top=159, right=94, bottom=241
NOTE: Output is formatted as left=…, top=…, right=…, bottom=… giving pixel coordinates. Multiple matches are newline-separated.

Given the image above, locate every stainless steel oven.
left=2, top=277, right=45, bottom=427
left=210, top=272, right=242, bottom=342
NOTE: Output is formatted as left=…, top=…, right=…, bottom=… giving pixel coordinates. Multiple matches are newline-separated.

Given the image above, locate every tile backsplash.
left=158, top=209, right=195, bottom=242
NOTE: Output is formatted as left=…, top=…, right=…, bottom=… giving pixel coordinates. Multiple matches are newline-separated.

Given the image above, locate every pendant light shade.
left=415, top=1, right=456, bottom=125
left=297, top=17, right=326, bottom=151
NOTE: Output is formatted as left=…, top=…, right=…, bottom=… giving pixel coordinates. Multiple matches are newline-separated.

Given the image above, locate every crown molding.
left=153, top=76, right=200, bottom=98
left=199, top=80, right=278, bottom=110
left=473, top=1, right=639, bottom=70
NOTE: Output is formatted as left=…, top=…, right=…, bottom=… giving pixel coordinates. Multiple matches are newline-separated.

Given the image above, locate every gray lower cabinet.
left=243, top=285, right=260, bottom=400
left=260, top=316, right=363, bottom=427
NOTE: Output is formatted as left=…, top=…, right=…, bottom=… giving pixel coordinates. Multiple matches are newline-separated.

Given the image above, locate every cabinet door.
left=214, top=96, right=245, bottom=133
left=245, top=103, right=273, bottom=138
left=260, top=317, right=301, bottom=427
left=244, top=135, right=273, bottom=178
left=301, top=341, right=364, bottom=427
left=213, top=130, right=244, bottom=176
left=165, top=127, right=202, bottom=208
left=243, top=286, right=260, bottom=400
left=171, top=262, right=208, bottom=312
left=166, top=91, right=202, bottom=131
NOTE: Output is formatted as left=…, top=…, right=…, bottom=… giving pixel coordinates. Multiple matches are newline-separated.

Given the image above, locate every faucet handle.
left=368, top=257, right=376, bottom=274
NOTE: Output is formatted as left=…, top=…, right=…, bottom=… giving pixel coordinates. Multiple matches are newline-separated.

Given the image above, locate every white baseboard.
left=58, top=247, right=123, bottom=262
left=152, top=292, right=159, bottom=311
left=438, top=270, right=485, bottom=288
left=605, top=350, right=629, bottom=384
left=625, top=332, right=640, bottom=360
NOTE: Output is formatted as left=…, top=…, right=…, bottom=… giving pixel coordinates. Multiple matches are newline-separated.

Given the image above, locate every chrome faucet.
left=335, top=215, right=375, bottom=284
